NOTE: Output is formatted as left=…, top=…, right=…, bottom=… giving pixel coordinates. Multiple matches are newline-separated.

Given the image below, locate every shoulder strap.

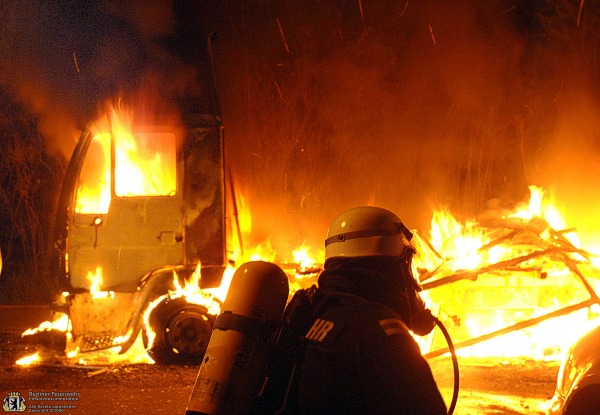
left=249, top=286, right=319, bottom=415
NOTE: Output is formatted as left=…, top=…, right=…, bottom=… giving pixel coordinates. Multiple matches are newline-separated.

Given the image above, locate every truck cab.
left=52, top=106, right=227, bottom=364
left=50, top=52, right=230, bottom=363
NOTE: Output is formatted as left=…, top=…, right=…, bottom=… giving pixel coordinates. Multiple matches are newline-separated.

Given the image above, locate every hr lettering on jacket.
left=305, top=319, right=335, bottom=342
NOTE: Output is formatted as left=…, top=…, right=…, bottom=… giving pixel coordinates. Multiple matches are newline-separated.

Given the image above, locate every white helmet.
left=325, top=206, right=414, bottom=263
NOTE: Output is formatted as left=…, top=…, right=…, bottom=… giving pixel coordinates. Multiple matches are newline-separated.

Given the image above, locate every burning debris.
left=417, top=186, right=600, bottom=359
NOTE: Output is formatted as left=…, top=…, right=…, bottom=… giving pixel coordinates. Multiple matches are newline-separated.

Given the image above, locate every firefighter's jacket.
left=290, top=287, right=448, bottom=415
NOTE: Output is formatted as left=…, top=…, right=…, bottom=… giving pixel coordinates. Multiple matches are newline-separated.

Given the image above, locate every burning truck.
left=42, top=38, right=233, bottom=365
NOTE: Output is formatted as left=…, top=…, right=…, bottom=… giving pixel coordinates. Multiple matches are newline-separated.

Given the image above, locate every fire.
left=86, top=267, right=114, bottom=299
left=246, top=240, right=278, bottom=262
left=430, top=185, right=576, bottom=273
left=76, top=133, right=111, bottom=214
left=226, top=189, right=322, bottom=293
left=227, top=191, right=280, bottom=265
left=30, top=93, right=600, bottom=366
left=21, top=313, right=69, bottom=337
left=76, top=99, right=177, bottom=214
left=17, top=314, right=69, bottom=367
left=422, top=185, right=600, bottom=359
left=293, top=243, right=324, bottom=271
left=15, top=352, right=41, bottom=367
left=142, top=263, right=226, bottom=351
left=510, top=185, right=567, bottom=231
left=430, top=210, right=487, bottom=270
left=21, top=180, right=599, bottom=365
left=204, top=266, right=236, bottom=304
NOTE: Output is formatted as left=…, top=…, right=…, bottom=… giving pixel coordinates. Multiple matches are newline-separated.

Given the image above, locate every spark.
left=400, top=2, right=409, bottom=18
left=428, top=24, right=437, bottom=45
left=273, top=81, right=283, bottom=102
left=73, top=51, right=80, bottom=73
left=577, top=0, right=585, bottom=27
left=358, top=0, right=365, bottom=31
left=276, top=18, right=290, bottom=54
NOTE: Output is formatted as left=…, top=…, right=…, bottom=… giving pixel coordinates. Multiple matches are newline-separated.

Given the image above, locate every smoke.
left=203, top=1, right=600, bottom=252
left=0, top=0, right=184, bottom=157
left=2, top=0, right=600, bottom=256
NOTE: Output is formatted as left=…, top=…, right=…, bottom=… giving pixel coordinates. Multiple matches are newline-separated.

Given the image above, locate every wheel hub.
left=166, top=310, right=212, bottom=356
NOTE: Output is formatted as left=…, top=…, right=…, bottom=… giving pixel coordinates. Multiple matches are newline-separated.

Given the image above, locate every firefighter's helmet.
left=324, top=206, right=414, bottom=263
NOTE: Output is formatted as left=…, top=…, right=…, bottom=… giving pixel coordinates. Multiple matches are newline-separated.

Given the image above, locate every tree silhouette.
left=0, top=89, right=64, bottom=303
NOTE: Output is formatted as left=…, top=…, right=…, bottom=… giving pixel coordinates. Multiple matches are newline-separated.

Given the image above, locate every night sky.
left=2, top=0, right=600, bottom=257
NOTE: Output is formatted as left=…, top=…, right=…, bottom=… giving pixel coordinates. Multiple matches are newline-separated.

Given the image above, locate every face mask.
left=399, top=262, right=435, bottom=336
left=405, top=289, right=436, bottom=336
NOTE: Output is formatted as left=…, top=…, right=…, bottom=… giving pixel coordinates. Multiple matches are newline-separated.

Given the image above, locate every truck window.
left=114, top=131, right=177, bottom=197
left=75, top=133, right=111, bottom=214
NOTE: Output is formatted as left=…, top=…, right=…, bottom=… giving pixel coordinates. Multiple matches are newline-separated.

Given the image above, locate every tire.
left=143, top=297, right=215, bottom=365
left=564, top=385, right=600, bottom=415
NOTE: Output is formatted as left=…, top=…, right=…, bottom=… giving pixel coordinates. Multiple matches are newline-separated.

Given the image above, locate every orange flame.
left=423, top=185, right=600, bottom=359
left=142, top=263, right=226, bottom=351
left=430, top=210, right=487, bottom=271
left=76, top=99, right=177, bottom=214
left=86, top=267, right=114, bottom=299
left=75, top=133, right=111, bottom=214
left=16, top=352, right=41, bottom=367
left=21, top=313, right=69, bottom=337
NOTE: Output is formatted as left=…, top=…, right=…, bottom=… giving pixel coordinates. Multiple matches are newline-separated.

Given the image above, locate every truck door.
left=68, top=128, right=183, bottom=292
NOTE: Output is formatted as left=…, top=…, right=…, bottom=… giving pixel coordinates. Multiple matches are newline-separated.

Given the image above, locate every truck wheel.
left=143, top=297, right=215, bottom=365
left=565, top=386, right=600, bottom=415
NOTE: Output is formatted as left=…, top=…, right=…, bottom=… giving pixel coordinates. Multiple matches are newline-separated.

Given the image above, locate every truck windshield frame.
left=75, top=129, right=178, bottom=214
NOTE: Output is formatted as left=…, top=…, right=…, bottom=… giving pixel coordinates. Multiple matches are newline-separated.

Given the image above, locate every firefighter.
left=289, top=206, right=447, bottom=414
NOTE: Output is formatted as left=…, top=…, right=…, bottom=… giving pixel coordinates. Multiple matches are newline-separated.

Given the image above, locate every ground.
left=0, top=331, right=560, bottom=415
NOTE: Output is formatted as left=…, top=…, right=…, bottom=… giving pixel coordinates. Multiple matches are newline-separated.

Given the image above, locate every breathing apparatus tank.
left=185, top=261, right=290, bottom=415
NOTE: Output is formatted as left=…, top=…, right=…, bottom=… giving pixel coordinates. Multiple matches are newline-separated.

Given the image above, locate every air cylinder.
left=185, top=261, right=290, bottom=415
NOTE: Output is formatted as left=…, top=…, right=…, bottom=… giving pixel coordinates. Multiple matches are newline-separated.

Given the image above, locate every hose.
left=434, top=317, right=459, bottom=415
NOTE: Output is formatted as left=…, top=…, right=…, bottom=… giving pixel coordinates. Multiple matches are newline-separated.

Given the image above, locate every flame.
left=423, top=185, right=600, bottom=359
left=510, top=185, right=567, bottom=230
left=429, top=186, right=579, bottom=274
left=66, top=335, right=155, bottom=366
left=22, top=181, right=599, bottom=365
left=454, top=305, right=600, bottom=360
left=75, top=133, right=111, bottom=213
left=227, top=192, right=281, bottom=265
left=39, top=94, right=600, bottom=365
left=142, top=263, right=227, bottom=351
left=430, top=210, right=487, bottom=270
left=76, top=99, right=177, bottom=214
left=293, top=243, right=324, bottom=271
left=16, top=352, right=41, bottom=367
left=86, top=267, right=114, bottom=299
left=21, top=313, right=69, bottom=337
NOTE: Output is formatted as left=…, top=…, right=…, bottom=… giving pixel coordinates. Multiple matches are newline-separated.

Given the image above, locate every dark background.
left=1, top=0, right=600, bottom=303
